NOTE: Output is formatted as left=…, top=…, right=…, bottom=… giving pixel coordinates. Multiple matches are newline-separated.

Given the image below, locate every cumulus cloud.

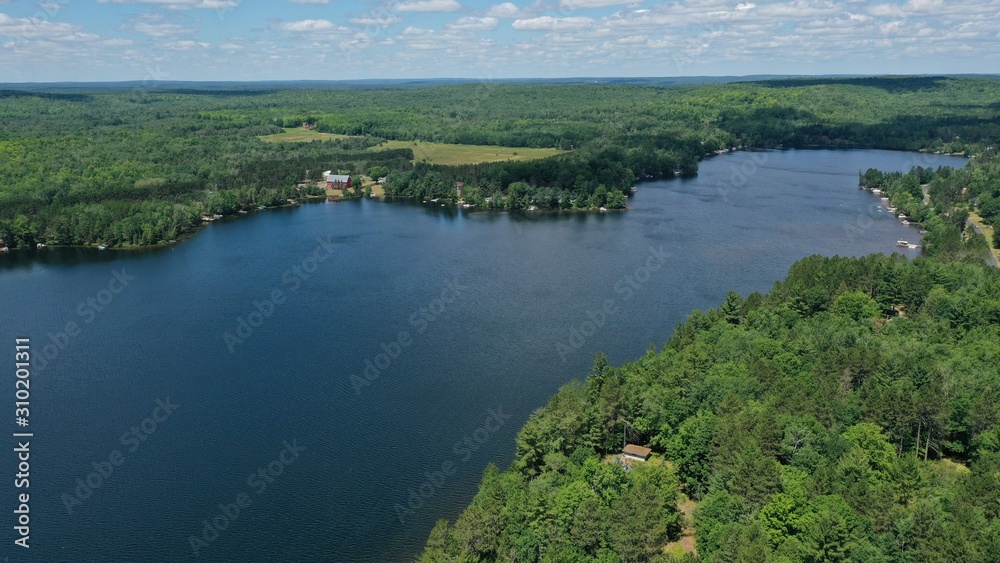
left=348, top=12, right=403, bottom=26
left=162, top=39, right=210, bottom=50
left=485, top=2, right=522, bottom=17
left=446, top=16, right=499, bottom=30
left=97, top=0, right=239, bottom=9
left=0, top=12, right=97, bottom=40
left=119, top=13, right=196, bottom=37
left=512, top=16, right=594, bottom=31
left=393, top=0, right=461, bottom=12
left=558, top=0, right=636, bottom=10
left=277, top=19, right=346, bottom=32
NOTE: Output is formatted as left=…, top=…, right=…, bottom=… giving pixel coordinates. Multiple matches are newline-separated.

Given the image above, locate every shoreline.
left=0, top=146, right=977, bottom=256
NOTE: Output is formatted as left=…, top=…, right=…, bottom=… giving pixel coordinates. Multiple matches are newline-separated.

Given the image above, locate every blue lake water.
left=0, top=149, right=968, bottom=561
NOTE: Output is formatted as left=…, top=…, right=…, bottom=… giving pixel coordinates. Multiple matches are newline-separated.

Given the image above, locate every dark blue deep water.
left=0, top=150, right=967, bottom=562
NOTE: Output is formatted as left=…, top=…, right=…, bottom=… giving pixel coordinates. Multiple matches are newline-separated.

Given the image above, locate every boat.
left=898, top=214, right=908, bottom=220
left=98, top=245, right=107, bottom=250
left=881, top=197, right=889, bottom=202
left=0, top=246, right=8, bottom=253
left=36, top=243, right=46, bottom=248
left=872, top=189, right=882, bottom=195
left=919, top=230, right=929, bottom=234
left=908, top=244, right=921, bottom=249
left=599, top=207, right=608, bottom=212
left=238, top=210, right=248, bottom=214
left=887, top=207, right=897, bottom=213
left=901, top=220, right=910, bottom=225
left=897, top=240, right=909, bottom=247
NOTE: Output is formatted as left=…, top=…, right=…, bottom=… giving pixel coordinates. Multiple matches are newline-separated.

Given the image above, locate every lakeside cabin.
left=622, top=444, right=652, bottom=462
left=325, top=173, right=352, bottom=190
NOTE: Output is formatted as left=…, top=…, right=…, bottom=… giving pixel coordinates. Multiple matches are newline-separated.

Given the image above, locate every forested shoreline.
left=3, top=76, right=1000, bottom=248
left=420, top=254, right=1000, bottom=562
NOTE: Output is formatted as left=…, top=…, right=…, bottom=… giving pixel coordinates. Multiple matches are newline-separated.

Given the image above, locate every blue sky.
left=0, top=0, right=997, bottom=82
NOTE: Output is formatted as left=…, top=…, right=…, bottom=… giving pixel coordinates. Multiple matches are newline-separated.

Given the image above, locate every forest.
left=420, top=253, right=1000, bottom=562
left=3, top=76, right=1000, bottom=247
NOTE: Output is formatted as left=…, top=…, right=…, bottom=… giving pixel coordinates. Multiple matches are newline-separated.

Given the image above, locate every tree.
left=802, top=510, right=852, bottom=562
left=830, top=291, right=880, bottom=322
left=719, top=290, right=745, bottom=324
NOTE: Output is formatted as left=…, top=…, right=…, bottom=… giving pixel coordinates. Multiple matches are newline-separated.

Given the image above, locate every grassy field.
left=260, top=130, right=567, bottom=164
left=969, top=211, right=1000, bottom=267
left=259, top=128, right=357, bottom=143
left=376, top=140, right=566, bottom=165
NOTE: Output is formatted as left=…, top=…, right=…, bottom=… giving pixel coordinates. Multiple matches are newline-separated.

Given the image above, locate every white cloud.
left=277, top=19, right=345, bottom=33
left=119, top=13, right=196, bottom=38
left=38, top=1, right=69, bottom=12
left=616, top=34, right=647, bottom=43
left=163, top=39, right=210, bottom=50
left=512, top=16, right=594, bottom=31
left=485, top=2, right=521, bottom=17
left=288, top=0, right=329, bottom=3
left=558, top=0, right=635, bottom=10
left=348, top=12, right=403, bottom=26
left=393, top=0, right=461, bottom=12
left=446, top=16, right=498, bottom=30
left=97, top=0, right=237, bottom=9
left=0, top=12, right=96, bottom=40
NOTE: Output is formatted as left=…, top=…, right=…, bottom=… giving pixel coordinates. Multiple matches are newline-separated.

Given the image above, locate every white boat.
left=881, top=197, right=890, bottom=202
left=901, top=220, right=910, bottom=225
left=887, top=207, right=897, bottom=213
left=897, top=240, right=909, bottom=247
left=872, top=189, right=882, bottom=195
left=599, top=207, right=608, bottom=212
left=908, top=244, right=921, bottom=249
left=898, top=214, right=908, bottom=220
left=98, top=245, right=107, bottom=251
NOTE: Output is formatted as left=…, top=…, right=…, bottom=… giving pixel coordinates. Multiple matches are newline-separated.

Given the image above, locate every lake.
left=0, top=149, right=968, bottom=562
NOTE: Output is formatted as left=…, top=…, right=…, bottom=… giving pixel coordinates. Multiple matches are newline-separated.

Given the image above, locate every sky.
left=0, top=0, right=997, bottom=82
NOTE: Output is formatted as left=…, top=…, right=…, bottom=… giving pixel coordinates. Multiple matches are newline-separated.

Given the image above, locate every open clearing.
left=259, top=128, right=357, bottom=143
left=968, top=211, right=1000, bottom=267
left=377, top=140, right=565, bottom=165
left=260, top=130, right=567, bottom=165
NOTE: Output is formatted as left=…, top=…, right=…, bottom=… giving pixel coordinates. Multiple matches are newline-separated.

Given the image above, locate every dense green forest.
left=3, top=76, right=1000, bottom=247
left=860, top=150, right=1000, bottom=264
left=420, top=254, right=1000, bottom=562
